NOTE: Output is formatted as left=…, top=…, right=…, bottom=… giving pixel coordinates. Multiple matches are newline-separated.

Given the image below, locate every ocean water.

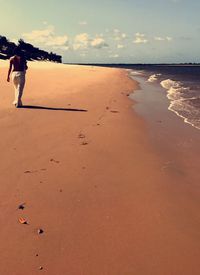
left=127, top=65, right=200, bottom=130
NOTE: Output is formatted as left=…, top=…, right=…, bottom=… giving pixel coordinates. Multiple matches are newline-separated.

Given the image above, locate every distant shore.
left=0, top=61, right=200, bottom=274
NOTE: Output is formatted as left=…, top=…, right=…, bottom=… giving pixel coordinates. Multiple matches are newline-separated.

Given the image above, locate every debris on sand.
left=18, top=217, right=28, bottom=224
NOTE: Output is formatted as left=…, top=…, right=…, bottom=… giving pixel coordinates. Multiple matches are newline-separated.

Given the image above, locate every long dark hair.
left=13, top=46, right=25, bottom=58
left=13, top=46, right=27, bottom=70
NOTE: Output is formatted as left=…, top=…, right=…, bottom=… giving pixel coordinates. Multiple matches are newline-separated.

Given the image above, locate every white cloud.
left=133, top=33, right=148, bottom=44
left=113, top=29, right=127, bottom=41
left=91, top=37, right=108, bottom=49
left=109, top=54, right=119, bottom=58
left=117, top=44, right=125, bottom=49
left=73, top=33, right=108, bottom=50
left=166, top=36, right=172, bottom=41
left=73, top=33, right=90, bottom=50
left=154, top=37, right=165, bottom=41
left=22, top=25, right=69, bottom=50
left=154, top=36, right=172, bottom=41
left=79, top=21, right=88, bottom=26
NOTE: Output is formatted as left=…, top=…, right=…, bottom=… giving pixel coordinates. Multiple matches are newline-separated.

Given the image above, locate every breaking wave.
left=147, top=73, right=161, bottom=82
left=160, top=79, right=200, bottom=130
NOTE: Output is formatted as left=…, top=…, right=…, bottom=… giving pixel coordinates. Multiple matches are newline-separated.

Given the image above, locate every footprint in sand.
left=81, top=141, right=88, bottom=145
left=24, top=169, right=46, bottom=174
left=78, top=132, right=89, bottom=145
left=24, top=170, right=38, bottom=174
left=110, top=110, right=119, bottom=113
left=50, top=158, right=60, bottom=164
left=78, top=133, right=86, bottom=139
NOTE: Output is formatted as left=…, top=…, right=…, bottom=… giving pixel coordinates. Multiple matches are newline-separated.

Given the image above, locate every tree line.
left=0, top=35, right=62, bottom=63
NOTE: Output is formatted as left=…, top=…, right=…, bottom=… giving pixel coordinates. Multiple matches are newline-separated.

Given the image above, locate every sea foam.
left=160, top=79, right=200, bottom=130
left=147, top=74, right=161, bottom=82
left=129, top=70, right=144, bottom=76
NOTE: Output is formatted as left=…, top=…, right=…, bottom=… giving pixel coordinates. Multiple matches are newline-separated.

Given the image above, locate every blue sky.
left=0, top=0, right=199, bottom=63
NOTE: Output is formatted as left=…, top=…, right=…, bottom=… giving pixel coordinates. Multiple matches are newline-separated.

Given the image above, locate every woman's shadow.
left=20, top=105, right=87, bottom=112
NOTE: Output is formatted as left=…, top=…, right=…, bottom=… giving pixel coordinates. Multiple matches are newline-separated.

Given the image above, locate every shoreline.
left=0, top=62, right=200, bottom=274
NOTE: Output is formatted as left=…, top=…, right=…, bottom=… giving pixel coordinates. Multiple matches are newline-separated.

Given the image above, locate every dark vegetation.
left=0, top=36, right=62, bottom=63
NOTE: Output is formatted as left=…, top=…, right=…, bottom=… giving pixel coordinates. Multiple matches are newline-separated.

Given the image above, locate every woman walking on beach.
left=7, top=47, right=28, bottom=107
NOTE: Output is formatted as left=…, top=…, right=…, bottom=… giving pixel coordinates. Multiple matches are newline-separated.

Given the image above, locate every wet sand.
left=0, top=61, right=200, bottom=274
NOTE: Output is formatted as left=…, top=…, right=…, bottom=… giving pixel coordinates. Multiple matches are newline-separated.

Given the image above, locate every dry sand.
left=0, top=61, right=200, bottom=274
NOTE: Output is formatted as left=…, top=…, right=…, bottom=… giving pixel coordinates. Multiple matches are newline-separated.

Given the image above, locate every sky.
left=0, top=0, right=200, bottom=63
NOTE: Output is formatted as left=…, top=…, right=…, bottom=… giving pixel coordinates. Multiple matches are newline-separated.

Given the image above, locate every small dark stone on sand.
left=18, top=203, right=25, bottom=210
left=39, top=266, right=43, bottom=270
left=36, top=254, right=39, bottom=257
left=37, top=228, right=44, bottom=235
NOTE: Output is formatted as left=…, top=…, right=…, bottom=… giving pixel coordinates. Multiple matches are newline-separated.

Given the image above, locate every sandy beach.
left=0, top=61, right=200, bottom=274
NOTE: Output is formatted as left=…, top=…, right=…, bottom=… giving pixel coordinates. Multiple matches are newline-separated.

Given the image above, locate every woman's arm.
left=7, top=59, right=13, bottom=82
